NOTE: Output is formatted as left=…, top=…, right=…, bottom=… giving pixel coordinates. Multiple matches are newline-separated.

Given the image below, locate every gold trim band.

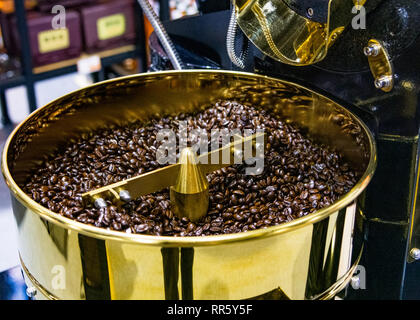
left=20, top=255, right=59, bottom=300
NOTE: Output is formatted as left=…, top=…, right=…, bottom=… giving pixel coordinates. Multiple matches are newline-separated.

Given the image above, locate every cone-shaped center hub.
left=170, top=147, right=209, bottom=222
left=173, top=148, right=208, bottom=194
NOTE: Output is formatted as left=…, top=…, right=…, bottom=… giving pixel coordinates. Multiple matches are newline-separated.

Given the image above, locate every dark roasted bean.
left=233, top=190, right=245, bottom=196
left=300, top=191, right=309, bottom=200
left=135, top=224, right=149, bottom=233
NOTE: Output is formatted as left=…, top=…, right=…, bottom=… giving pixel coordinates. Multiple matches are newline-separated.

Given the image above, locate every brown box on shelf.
left=11, top=10, right=82, bottom=66
left=80, top=0, right=137, bottom=53
left=37, top=0, right=97, bottom=12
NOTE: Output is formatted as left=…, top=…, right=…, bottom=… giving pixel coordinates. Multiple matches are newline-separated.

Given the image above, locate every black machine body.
left=154, top=0, right=420, bottom=299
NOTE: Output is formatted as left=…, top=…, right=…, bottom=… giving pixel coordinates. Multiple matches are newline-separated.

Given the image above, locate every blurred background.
left=0, top=0, right=204, bottom=299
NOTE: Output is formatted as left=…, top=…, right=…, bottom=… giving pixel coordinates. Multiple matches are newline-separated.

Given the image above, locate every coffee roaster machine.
left=1, top=0, right=419, bottom=300
left=150, top=0, right=420, bottom=299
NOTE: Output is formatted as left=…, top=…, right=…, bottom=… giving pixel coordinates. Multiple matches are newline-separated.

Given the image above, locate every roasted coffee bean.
left=267, top=192, right=276, bottom=201
left=300, top=191, right=309, bottom=200
left=309, top=194, right=321, bottom=202
left=135, top=224, right=149, bottom=233
left=23, top=100, right=359, bottom=237
left=233, top=190, right=245, bottom=196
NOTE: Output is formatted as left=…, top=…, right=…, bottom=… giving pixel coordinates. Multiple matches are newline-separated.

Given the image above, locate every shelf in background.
left=33, top=44, right=139, bottom=75
left=0, top=45, right=141, bottom=90
left=0, top=75, right=26, bottom=90
left=0, top=0, right=147, bottom=124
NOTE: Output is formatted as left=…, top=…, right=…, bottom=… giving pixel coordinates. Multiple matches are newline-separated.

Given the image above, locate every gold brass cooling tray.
left=2, top=70, right=376, bottom=300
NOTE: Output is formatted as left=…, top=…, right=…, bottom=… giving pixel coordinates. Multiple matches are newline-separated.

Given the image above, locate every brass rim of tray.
left=1, top=70, right=377, bottom=247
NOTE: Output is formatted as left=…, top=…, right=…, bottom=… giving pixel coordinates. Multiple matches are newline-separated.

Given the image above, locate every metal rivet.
left=26, top=286, right=37, bottom=298
left=94, top=197, right=107, bottom=209
left=119, top=190, right=132, bottom=202
left=307, top=8, right=314, bottom=17
left=374, top=76, right=393, bottom=90
left=350, top=275, right=360, bottom=290
left=410, top=248, right=420, bottom=260
left=363, top=44, right=380, bottom=57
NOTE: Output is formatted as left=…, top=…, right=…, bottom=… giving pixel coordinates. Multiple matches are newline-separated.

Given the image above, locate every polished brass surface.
left=20, top=255, right=59, bottom=300
left=234, top=0, right=350, bottom=66
left=409, top=141, right=420, bottom=263
left=2, top=70, right=376, bottom=299
left=82, top=163, right=180, bottom=205
left=170, top=148, right=209, bottom=221
left=353, top=0, right=366, bottom=6
left=365, top=39, right=394, bottom=92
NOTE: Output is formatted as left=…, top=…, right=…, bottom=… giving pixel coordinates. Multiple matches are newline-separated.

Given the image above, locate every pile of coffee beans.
left=23, top=101, right=359, bottom=236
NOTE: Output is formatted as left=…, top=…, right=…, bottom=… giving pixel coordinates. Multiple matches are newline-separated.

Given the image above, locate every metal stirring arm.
left=82, top=132, right=265, bottom=221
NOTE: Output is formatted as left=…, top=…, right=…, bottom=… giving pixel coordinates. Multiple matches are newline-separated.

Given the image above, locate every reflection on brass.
left=327, top=26, right=345, bottom=46
left=364, top=39, right=394, bottom=92
left=20, top=255, right=59, bottom=300
left=409, top=143, right=420, bottom=263
left=82, top=132, right=264, bottom=222
left=170, top=148, right=209, bottom=221
left=234, top=0, right=352, bottom=66
left=353, top=0, right=367, bottom=8
left=2, top=70, right=376, bottom=299
left=316, top=244, right=364, bottom=300
left=248, top=287, right=290, bottom=300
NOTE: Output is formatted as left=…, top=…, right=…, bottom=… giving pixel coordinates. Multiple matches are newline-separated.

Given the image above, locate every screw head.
left=374, top=79, right=385, bottom=89
left=374, top=76, right=392, bottom=90
left=307, top=8, right=314, bottom=18
left=410, top=248, right=420, bottom=260
left=363, top=44, right=380, bottom=57
left=350, top=275, right=360, bottom=290
left=26, top=286, right=37, bottom=298
left=119, top=190, right=132, bottom=202
left=364, top=46, right=373, bottom=56
left=94, top=197, right=107, bottom=209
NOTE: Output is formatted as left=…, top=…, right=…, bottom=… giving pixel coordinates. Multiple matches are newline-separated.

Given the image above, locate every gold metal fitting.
left=170, top=148, right=209, bottom=222
left=234, top=0, right=353, bottom=66
left=364, top=39, right=394, bottom=92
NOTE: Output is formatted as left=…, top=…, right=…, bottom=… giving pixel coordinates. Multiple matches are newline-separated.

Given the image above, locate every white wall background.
left=0, top=72, right=92, bottom=271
